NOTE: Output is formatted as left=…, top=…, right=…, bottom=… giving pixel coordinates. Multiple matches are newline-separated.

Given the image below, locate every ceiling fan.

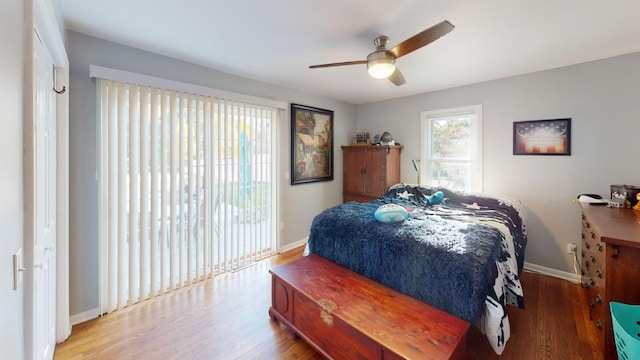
left=309, top=20, right=454, bottom=86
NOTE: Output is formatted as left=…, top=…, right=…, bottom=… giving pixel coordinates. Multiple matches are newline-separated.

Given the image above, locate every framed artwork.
left=291, top=103, right=334, bottom=185
left=513, top=118, right=571, bottom=155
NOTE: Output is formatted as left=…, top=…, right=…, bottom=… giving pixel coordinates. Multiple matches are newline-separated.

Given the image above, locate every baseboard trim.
left=524, top=261, right=580, bottom=284
left=70, top=307, right=100, bottom=326
left=280, top=237, right=308, bottom=253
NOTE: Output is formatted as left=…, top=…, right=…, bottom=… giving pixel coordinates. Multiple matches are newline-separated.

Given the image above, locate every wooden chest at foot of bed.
left=268, top=254, right=470, bottom=360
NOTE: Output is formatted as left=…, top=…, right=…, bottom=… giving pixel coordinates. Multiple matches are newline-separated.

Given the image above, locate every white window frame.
left=420, top=105, right=483, bottom=193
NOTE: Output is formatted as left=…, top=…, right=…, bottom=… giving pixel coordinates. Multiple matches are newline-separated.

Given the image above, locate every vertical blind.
left=98, top=79, right=279, bottom=314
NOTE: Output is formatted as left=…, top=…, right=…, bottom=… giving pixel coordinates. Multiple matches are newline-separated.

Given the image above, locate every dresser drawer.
left=581, top=211, right=607, bottom=343
left=581, top=225, right=605, bottom=286
left=581, top=250, right=605, bottom=284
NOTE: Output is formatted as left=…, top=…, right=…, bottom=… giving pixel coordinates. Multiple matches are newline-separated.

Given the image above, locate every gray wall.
left=67, top=31, right=356, bottom=317
left=356, top=52, right=640, bottom=275
left=0, top=0, right=25, bottom=358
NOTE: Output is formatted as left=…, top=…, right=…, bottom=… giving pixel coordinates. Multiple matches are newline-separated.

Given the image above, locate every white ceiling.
left=59, top=0, right=640, bottom=105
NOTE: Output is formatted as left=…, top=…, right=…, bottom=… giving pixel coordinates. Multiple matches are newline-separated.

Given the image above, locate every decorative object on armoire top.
left=352, top=132, right=370, bottom=145
left=379, top=131, right=395, bottom=145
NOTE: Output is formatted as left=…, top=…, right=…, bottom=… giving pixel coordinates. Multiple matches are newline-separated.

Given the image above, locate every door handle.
left=13, top=250, right=25, bottom=290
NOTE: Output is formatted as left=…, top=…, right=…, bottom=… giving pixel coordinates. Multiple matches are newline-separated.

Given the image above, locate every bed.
left=305, top=183, right=527, bottom=355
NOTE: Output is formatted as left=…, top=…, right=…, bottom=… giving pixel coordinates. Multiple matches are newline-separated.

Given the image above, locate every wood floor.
left=54, top=246, right=603, bottom=359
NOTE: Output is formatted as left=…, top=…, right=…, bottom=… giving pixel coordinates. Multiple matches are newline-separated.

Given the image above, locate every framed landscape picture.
left=291, top=103, right=334, bottom=185
left=513, top=118, right=571, bottom=155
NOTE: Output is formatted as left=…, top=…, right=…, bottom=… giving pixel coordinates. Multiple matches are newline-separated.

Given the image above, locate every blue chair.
left=610, top=302, right=640, bottom=360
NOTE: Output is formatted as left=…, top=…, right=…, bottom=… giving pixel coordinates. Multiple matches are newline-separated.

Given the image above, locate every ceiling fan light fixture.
left=309, top=20, right=454, bottom=85
left=368, top=60, right=396, bottom=79
left=367, top=49, right=396, bottom=79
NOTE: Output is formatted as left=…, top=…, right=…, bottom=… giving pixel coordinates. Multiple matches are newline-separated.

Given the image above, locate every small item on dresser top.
left=576, top=194, right=607, bottom=205
left=633, top=193, right=640, bottom=211
left=607, top=198, right=626, bottom=208
left=611, top=184, right=640, bottom=208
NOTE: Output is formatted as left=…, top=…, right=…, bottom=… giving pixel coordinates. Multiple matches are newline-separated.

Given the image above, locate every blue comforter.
left=307, top=184, right=527, bottom=354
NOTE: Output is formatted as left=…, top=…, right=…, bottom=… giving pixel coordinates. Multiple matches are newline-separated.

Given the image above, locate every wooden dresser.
left=342, top=145, right=402, bottom=203
left=579, top=204, right=640, bottom=359
left=269, top=254, right=469, bottom=359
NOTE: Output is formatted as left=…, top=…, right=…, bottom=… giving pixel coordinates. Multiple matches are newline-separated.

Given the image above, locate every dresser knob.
left=586, top=222, right=591, bottom=228
left=596, top=320, right=602, bottom=330
left=611, top=246, right=619, bottom=258
left=589, top=300, right=594, bottom=307
left=596, top=269, right=602, bottom=278
left=590, top=232, right=596, bottom=239
left=596, top=294, right=602, bottom=304
left=585, top=243, right=590, bottom=249
left=596, top=243, right=603, bottom=252
left=581, top=233, right=585, bottom=239
left=590, top=256, right=596, bottom=263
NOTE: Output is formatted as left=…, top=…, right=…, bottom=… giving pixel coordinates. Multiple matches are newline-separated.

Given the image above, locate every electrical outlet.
left=566, top=243, right=577, bottom=254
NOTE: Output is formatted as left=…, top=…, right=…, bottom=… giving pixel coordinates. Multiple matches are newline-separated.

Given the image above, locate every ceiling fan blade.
left=388, top=67, right=406, bottom=86
left=309, top=60, right=367, bottom=69
left=389, top=20, right=455, bottom=58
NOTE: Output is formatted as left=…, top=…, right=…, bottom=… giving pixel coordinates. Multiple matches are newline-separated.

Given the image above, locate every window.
left=94, top=69, right=284, bottom=313
left=420, top=105, right=482, bottom=193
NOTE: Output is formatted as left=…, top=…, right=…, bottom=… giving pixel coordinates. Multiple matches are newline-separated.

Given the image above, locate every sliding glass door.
left=97, top=79, right=279, bottom=313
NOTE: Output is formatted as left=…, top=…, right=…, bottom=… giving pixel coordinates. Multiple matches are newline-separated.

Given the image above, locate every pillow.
left=374, top=204, right=408, bottom=223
